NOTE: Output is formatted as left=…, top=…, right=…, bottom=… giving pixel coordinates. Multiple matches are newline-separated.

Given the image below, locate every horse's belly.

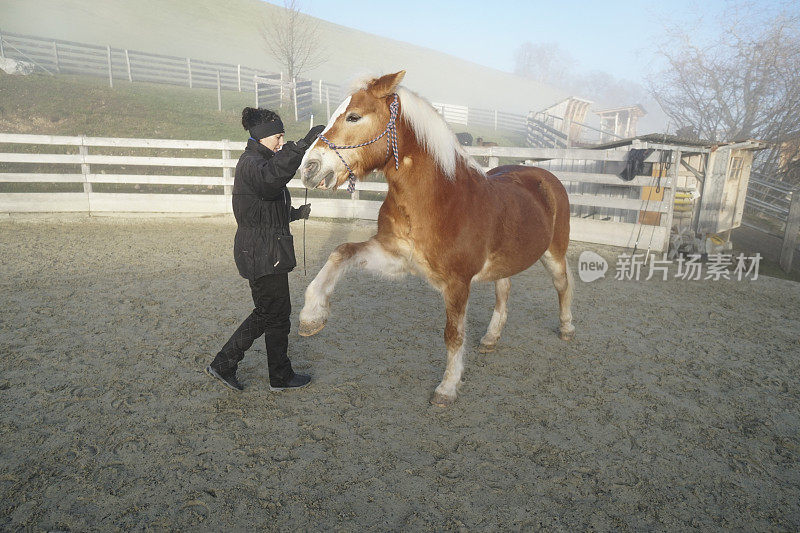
left=471, top=243, right=548, bottom=282
left=472, top=262, right=532, bottom=283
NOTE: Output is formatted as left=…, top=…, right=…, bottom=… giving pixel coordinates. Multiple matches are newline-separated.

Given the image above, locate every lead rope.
left=303, top=187, right=307, bottom=276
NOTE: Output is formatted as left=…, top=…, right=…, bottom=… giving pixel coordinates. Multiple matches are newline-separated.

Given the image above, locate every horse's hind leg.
left=479, top=277, right=510, bottom=353
left=539, top=250, right=575, bottom=340
left=431, top=280, right=470, bottom=407
left=298, top=237, right=406, bottom=336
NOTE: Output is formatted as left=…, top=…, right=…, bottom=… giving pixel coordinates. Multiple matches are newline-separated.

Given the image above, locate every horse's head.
left=301, top=71, right=406, bottom=190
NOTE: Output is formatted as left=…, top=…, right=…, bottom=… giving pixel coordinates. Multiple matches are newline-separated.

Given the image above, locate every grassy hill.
left=0, top=71, right=309, bottom=141
left=0, top=70, right=527, bottom=145
left=0, top=0, right=568, bottom=115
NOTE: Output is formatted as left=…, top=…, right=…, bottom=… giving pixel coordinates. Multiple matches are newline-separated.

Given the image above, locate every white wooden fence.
left=431, top=103, right=528, bottom=135
left=0, top=134, right=677, bottom=251
left=0, top=29, right=274, bottom=93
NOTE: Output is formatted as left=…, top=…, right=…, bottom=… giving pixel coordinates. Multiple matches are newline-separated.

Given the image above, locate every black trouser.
left=212, top=273, right=294, bottom=384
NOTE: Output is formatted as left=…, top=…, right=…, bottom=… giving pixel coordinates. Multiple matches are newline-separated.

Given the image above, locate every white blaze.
left=317, top=96, right=351, bottom=145
left=301, top=96, right=352, bottom=174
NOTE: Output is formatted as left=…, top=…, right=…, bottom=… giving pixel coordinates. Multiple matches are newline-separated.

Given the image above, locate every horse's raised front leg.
left=479, top=277, right=510, bottom=353
left=431, top=280, right=470, bottom=407
left=298, top=237, right=406, bottom=336
left=540, top=250, right=575, bottom=340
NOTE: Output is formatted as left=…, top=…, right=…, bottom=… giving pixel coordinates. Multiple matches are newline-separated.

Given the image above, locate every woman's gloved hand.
left=291, top=203, right=311, bottom=221
left=301, top=125, right=325, bottom=147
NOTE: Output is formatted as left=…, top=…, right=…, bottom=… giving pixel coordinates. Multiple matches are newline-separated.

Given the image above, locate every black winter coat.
left=232, top=137, right=309, bottom=280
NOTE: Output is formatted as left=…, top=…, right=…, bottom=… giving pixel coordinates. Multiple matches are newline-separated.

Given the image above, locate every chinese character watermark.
left=579, top=252, right=761, bottom=282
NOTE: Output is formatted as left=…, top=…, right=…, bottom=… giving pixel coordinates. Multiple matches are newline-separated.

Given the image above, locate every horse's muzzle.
left=301, top=155, right=335, bottom=189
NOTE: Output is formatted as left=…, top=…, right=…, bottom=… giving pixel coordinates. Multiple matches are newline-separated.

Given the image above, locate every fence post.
left=217, top=70, right=222, bottom=111
left=661, top=150, right=681, bottom=252
left=80, top=136, right=92, bottom=213
left=780, top=189, right=800, bottom=272
left=494, top=109, right=498, bottom=131
left=326, top=87, right=330, bottom=120
left=106, top=45, right=113, bottom=88
left=254, top=76, right=259, bottom=107
left=0, top=30, right=4, bottom=58
left=237, top=64, right=241, bottom=92
left=488, top=146, right=499, bottom=168
left=292, top=77, right=299, bottom=122
left=52, top=41, right=60, bottom=72
left=125, top=49, right=132, bottom=82
left=187, top=58, right=192, bottom=88
left=222, top=139, right=233, bottom=198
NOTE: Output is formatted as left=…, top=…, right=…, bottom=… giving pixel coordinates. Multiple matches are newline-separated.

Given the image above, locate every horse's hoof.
left=298, top=320, right=326, bottom=337
left=430, top=391, right=456, bottom=407
left=478, top=342, right=496, bottom=353
left=559, top=329, right=575, bottom=341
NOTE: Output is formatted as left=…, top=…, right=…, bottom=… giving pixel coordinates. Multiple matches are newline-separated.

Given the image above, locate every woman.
left=206, top=107, right=324, bottom=392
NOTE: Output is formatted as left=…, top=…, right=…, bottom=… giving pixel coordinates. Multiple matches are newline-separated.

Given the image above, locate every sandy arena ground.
left=1, top=215, right=799, bottom=530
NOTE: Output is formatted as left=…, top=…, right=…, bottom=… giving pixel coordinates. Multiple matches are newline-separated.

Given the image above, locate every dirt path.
left=1, top=216, right=798, bottom=530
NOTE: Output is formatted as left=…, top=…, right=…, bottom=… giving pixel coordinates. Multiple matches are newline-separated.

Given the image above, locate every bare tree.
left=262, top=0, right=326, bottom=82
left=571, top=70, right=648, bottom=109
left=514, top=42, right=575, bottom=87
left=648, top=8, right=800, bottom=180
left=514, top=42, right=648, bottom=110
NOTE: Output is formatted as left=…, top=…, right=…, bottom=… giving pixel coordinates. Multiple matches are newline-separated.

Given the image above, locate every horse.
left=475, top=137, right=498, bottom=147
left=475, top=137, right=498, bottom=165
left=298, top=71, right=574, bottom=407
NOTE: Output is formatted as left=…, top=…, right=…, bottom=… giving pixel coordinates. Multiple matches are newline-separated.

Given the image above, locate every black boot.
left=205, top=364, right=244, bottom=392
left=269, top=373, right=311, bottom=391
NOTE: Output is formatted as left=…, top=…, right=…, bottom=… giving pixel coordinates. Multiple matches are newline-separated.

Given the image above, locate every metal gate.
left=293, top=79, right=313, bottom=121
left=255, top=75, right=313, bottom=121
left=254, top=74, right=286, bottom=109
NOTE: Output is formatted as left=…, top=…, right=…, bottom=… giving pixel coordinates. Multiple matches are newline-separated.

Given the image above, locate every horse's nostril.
left=304, top=160, right=320, bottom=178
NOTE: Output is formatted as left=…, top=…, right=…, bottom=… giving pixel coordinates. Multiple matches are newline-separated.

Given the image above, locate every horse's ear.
left=368, top=71, right=406, bottom=98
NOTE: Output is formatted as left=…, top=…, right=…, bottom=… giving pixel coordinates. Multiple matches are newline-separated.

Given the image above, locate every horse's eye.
left=346, top=113, right=361, bottom=123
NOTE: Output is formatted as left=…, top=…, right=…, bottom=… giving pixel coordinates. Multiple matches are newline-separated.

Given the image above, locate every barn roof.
left=591, top=133, right=766, bottom=151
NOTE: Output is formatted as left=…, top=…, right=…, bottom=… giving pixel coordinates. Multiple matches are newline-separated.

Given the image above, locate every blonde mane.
left=396, top=87, right=485, bottom=180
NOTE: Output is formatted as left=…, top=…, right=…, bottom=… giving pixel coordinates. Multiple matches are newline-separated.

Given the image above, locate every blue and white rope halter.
left=316, top=93, right=400, bottom=193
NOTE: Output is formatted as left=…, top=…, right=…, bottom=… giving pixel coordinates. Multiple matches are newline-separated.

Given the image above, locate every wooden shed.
left=594, top=105, right=647, bottom=144
left=588, top=135, right=766, bottom=249
left=527, top=97, right=593, bottom=148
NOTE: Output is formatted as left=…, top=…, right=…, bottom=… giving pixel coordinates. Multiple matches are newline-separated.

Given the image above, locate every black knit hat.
left=242, top=107, right=284, bottom=140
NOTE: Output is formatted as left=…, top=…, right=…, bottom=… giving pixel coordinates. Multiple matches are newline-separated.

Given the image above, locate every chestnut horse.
left=299, top=71, right=574, bottom=406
